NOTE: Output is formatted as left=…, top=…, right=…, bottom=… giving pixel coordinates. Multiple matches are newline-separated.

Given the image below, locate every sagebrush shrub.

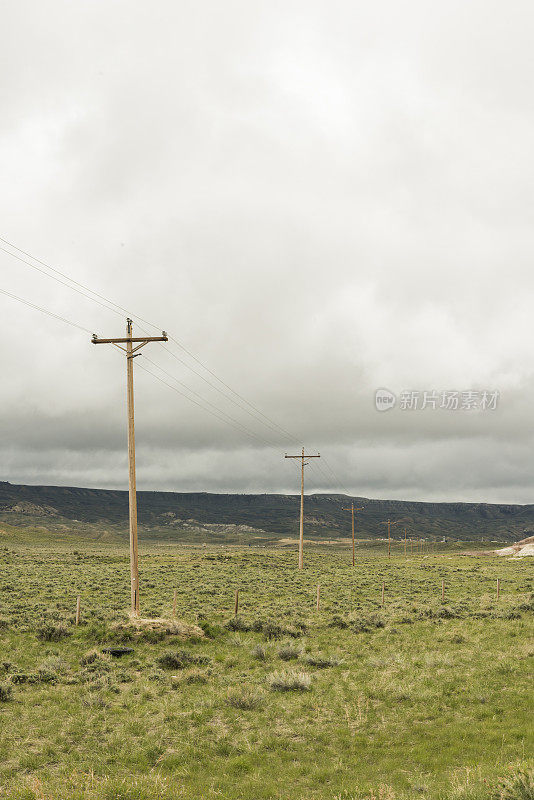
left=157, top=650, right=210, bottom=670
left=36, top=622, right=70, bottom=642
left=225, top=616, right=251, bottom=632
left=225, top=687, right=264, bottom=710
left=267, top=670, right=312, bottom=692
left=251, top=644, right=267, bottom=660
left=0, top=683, right=12, bottom=702
left=278, top=644, right=300, bottom=661
left=303, top=654, right=340, bottom=668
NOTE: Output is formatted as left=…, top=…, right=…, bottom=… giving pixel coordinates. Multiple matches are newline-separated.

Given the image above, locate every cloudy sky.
left=1, top=0, right=534, bottom=502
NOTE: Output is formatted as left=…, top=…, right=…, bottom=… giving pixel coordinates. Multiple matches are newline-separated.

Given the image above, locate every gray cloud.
left=1, top=1, right=534, bottom=502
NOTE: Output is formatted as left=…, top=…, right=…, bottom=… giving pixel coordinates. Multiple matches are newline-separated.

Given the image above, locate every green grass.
left=0, top=537, right=532, bottom=799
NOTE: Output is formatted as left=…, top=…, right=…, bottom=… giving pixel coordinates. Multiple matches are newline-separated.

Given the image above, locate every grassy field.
left=0, top=533, right=532, bottom=800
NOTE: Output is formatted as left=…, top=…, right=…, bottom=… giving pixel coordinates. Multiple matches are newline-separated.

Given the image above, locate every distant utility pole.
left=380, top=518, right=400, bottom=558
left=92, top=318, right=168, bottom=615
left=342, top=502, right=364, bottom=566
left=284, top=447, right=320, bottom=569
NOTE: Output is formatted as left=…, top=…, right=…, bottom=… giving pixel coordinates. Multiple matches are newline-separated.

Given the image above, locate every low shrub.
left=0, top=683, right=13, bottom=702
left=262, top=622, right=285, bottom=640
left=34, top=657, right=67, bottom=684
left=36, top=622, right=70, bottom=642
left=225, top=687, right=265, bottom=710
left=519, top=593, right=534, bottom=612
left=11, top=673, right=38, bottom=685
left=267, top=670, right=312, bottom=692
left=183, top=668, right=210, bottom=685
left=80, top=650, right=112, bottom=677
left=493, top=767, right=534, bottom=800
left=303, top=654, right=341, bottom=668
left=349, top=613, right=385, bottom=633
left=157, top=650, right=211, bottom=670
left=278, top=644, right=300, bottom=661
left=198, top=620, right=224, bottom=638
left=225, top=616, right=251, bottom=632
left=329, top=614, right=349, bottom=629
left=251, top=644, right=268, bottom=660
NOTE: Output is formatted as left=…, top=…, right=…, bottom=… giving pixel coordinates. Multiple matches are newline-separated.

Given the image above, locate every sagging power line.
left=0, top=235, right=299, bottom=446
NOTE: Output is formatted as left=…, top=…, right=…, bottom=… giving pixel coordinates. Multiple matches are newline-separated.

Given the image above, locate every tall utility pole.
left=284, top=447, right=320, bottom=569
left=342, top=502, right=364, bottom=566
left=92, top=319, right=168, bottom=615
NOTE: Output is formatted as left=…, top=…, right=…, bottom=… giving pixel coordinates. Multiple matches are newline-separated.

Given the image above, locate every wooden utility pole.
left=284, top=447, right=320, bottom=569
left=404, top=527, right=407, bottom=557
left=380, top=519, right=400, bottom=558
left=92, top=319, right=167, bottom=615
left=342, top=503, right=364, bottom=566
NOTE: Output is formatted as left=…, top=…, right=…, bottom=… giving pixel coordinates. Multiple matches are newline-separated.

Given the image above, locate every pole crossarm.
left=91, top=334, right=168, bottom=344
left=91, top=318, right=167, bottom=616
left=284, top=447, right=320, bottom=569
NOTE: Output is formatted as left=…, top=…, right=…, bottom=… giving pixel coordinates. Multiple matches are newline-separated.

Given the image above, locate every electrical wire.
left=0, top=281, right=293, bottom=450
left=136, top=361, right=275, bottom=449
left=0, top=284, right=346, bottom=497
left=0, top=235, right=300, bottom=445
left=159, top=344, right=297, bottom=444
left=167, top=333, right=298, bottom=442
left=141, top=355, right=277, bottom=448
left=0, top=287, right=93, bottom=334
left=0, top=246, right=128, bottom=322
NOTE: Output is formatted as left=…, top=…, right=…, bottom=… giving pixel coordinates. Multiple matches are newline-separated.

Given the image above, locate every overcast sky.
left=1, top=1, right=534, bottom=503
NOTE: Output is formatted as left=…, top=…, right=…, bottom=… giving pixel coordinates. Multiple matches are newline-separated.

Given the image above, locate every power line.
left=0, top=235, right=300, bottom=444
left=320, top=456, right=353, bottom=496
left=0, top=282, right=290, bottom=449
left=0, top=287, right=92, bottom=334
left=0, top=245, right=128, bottom=322
left=0, top=236, right=156, bottom=329
left=142, top=355, right=277, bottom=447
left=159, top=344, right=297, bottom=444
left=0, top=283, right=352, bottom=497
left=167, top=333, right=298, bottom=443
left=136, top=361, right=275, bottom=448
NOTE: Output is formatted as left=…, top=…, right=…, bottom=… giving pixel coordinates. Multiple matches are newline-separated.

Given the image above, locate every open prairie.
left=0, top=533, right=532, bottom=800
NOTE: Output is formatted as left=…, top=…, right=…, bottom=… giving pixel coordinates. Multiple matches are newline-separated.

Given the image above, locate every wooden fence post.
left=75, top=595, right=81, bottom=626
left=234, top=589, right=239, bottom=616
left=173, top=588, right=177, bottom=617
left=441, top=579, right=445, bottom=602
